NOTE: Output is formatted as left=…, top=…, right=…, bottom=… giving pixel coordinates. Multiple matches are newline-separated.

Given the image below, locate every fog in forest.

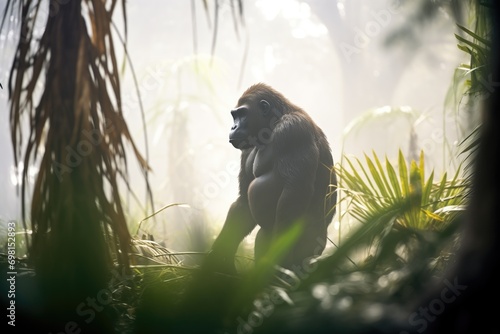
left=0, top=0, right=467, bottom=255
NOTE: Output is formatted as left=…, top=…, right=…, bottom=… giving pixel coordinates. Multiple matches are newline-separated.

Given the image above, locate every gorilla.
left=208, top=83, right=337, bottom=274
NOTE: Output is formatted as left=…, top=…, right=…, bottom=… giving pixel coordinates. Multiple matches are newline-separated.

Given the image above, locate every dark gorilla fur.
left=207, top=83, right=337, bottom=274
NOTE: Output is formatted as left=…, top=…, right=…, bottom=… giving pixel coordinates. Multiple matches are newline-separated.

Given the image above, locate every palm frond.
left=455, top=12, right=492, bottom=96
left=337, top=150, right=467, bottom=231
left=1, top=0, right=151, bottom=321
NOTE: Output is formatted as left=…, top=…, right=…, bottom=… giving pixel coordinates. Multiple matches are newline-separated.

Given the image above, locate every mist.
left=0, top=0, right=466, bottom=255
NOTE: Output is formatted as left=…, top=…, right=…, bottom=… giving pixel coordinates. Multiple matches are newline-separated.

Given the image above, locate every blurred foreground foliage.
left=4, top=148, right=461, bottom=333
left=120, top=149, right=468, bottom=334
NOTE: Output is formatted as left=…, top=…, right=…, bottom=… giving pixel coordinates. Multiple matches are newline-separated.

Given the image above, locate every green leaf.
left=456, top=23, right=491, bottom=46
left=374, top=152, right=395, bottom=198
left=398, top=150, right=410, bottom=197
left=457, top=44, right=474, bottom=58
left=455, top=33, right=489, bottom=57
left=386, top=157, right=402, bottom=198
left=418, top=150, right=425, bottom=189
left=421, top=171, right=434, bottom=209
left=436, top=172, right=448, bottom=204
left=365, top=153, right=388, bottom=198
left=353, top=156, right=379, bottom=197
left=422, top=209, right=444, bottom=222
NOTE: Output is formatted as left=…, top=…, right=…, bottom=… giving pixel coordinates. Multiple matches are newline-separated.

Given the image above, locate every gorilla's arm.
left=272, top=113, right=320, bottom=236
left=209, top=198, right=256, bottom=270
left=207, top=150, right=257, bottom=273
